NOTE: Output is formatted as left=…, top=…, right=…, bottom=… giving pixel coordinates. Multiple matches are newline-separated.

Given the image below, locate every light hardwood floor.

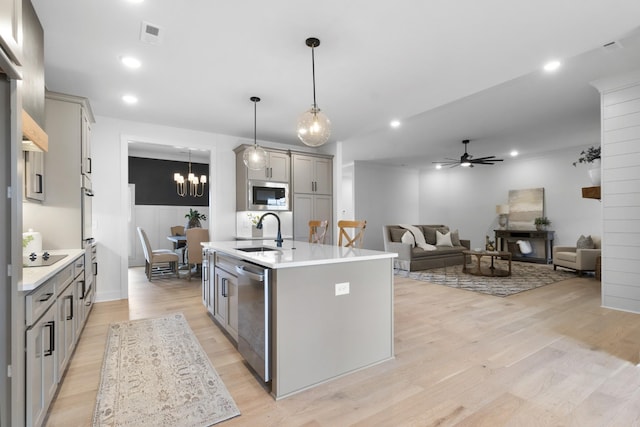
left=44, top=267, right=640, bottom=426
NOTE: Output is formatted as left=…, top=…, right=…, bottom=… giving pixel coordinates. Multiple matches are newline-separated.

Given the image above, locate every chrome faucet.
left=256, top=212, right=283, bottom=247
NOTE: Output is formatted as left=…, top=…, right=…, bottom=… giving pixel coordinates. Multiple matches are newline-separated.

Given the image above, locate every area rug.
left=92, top=313, right=240, bottom=426
left=395, top=260, right=576, bottom=297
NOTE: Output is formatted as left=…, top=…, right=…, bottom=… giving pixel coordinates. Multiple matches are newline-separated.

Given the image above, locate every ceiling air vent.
left=140, top=21, right=163, bottom=45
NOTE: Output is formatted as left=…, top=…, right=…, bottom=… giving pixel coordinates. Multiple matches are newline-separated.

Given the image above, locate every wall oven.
left=248, top=181, right=289, bottom=211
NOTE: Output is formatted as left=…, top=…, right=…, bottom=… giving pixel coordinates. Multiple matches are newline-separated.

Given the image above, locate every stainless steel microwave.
left=248, top=180, right=290, bottom=211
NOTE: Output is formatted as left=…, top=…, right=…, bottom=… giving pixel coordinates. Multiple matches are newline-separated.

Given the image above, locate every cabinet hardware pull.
left=93, top=262, right=98, bottom=275
left=221, top=277, right=227, bottom=297
left=44, top=321, right=55, bottom=356
left=38, top=292, right=53, bottom=302
left=79, top=281, right=86, bottom=300
left=87, top=157, right=92, bottom=174
left=66, top=295, right=74, bottom=320
left=36, top=173, right=43, bottom=194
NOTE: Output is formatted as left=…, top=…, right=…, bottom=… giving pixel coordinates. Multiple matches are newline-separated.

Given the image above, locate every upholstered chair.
left=553, top=235, right=601, bottom=276
left=136, top=227, right=179, bottom=280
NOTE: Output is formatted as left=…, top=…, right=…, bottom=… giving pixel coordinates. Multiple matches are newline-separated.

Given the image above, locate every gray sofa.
left=383, top=224, right=470, bottom=271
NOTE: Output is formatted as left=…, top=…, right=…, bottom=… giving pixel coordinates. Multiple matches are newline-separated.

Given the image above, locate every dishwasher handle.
left=235, top=265, right=265, bottom=282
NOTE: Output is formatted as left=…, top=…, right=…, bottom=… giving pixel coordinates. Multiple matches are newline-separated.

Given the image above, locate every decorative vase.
left=252, top=225, right=263, bottom=238
left=588, top=159, right=601, bottom=186
left=187, top=218, right=201, bottom=229
left=536, top=224, right=547, bottom=231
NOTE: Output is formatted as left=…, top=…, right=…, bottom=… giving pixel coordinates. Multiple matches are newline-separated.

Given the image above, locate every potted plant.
left=247, top=213, right=262, bottom=237
left=573, top=145, right=601, bottom=185
left=534, top=216, right=551, bottom=231
left=185, top=208, right=207, bottom=229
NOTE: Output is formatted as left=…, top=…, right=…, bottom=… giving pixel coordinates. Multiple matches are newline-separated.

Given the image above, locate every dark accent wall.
left=128, top=156, right=209, bottom=206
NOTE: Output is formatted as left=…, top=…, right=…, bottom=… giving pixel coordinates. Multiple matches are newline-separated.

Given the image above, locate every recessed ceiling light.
left=127, top=0, right=144, bottom=3
left=120, top=56, right=141, bottom=69
left=543, top=60, right=561, bottom=72
left=122, top=95, right=138, bottom=104
left=390, top=120, right=401, bottom=128
left=510, top=150, right=519, bottom=157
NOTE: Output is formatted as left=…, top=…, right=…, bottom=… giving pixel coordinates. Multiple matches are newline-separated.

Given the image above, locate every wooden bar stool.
left=309, top=220, right=328, bottom=244
left=338, top=220, right=367, bottom=248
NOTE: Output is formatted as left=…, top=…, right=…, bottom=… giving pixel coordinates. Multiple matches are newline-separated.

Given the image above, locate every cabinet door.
left=226, top=274, right=238, bottom=341
left=267, top=151, right=290, bottom=182
left=292, top=155, right=314, bottom=193
left=24, top=150, right=45, bottom=201
left=313, top=157, right=332, bottom=195
left=293, top=193, right=314, bottom=241
left=74, top=278, right=86, bottom=337
left=81, top=109, right=92, bottom=176
left=213, top=267, right=230, bottom=325
left=56, top=283, right=75, bottom=378
left=26, top=306, right=57, bottom=427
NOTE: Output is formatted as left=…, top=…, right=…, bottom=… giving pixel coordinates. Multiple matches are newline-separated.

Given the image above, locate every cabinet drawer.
left=26, top=263, right=74, bottom=326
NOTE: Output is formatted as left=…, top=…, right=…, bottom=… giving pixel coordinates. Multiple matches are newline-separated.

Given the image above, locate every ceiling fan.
left=434, top=139, right=504, bottom=168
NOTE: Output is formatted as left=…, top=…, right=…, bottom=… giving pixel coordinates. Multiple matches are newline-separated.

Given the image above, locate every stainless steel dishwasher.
left=235, top=259, right=271, bottom=383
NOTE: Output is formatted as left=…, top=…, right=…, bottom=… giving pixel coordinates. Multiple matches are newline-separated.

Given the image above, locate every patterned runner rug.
left=395, top=260, right=576, bottom=297
left=93, top=313, right=240, bottom=426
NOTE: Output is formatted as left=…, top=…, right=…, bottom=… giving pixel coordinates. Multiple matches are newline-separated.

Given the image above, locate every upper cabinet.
left=0, top=0, right=22, bottom=78
left=246, top=149, right=290, bottom=183
left=21, top=0, right=44, bottom=127
left=292, top=153, right=332, bottom=195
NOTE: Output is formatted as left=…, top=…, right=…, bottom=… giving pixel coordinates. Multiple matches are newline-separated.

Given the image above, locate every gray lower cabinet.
left=25, top=299, right=57, bottom=427
left=213, top=266, right=238, bottom=341
left=56, top=280, right=75, bottom=379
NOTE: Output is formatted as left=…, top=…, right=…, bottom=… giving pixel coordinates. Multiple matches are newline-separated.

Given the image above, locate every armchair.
left=553, top=235, right=601, bottom=276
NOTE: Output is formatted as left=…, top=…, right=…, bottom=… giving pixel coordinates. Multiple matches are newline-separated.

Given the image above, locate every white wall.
left=347, top=146, right=602, bottom=252
left=92, top=116, right=238, bottom=301
left=593, top=69, right=640, bottom=313
left=352, top=162, right=420, bottom=250
left=418, top=146, right=602, bottom=249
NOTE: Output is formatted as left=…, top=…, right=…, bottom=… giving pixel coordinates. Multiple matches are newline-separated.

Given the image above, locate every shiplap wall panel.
left=596, top=73, right=640, bottom=313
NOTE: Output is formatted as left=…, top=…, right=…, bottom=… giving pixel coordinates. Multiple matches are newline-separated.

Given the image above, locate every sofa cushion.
left=450, top=229, right=461, bottom=246
left=556, top=251, right=577, bottom=263
left=436, top=230, right=453, bottom=247
left=389, top=228, right=405, bottom=242
left=401, top=231, right=415, bottom=246
left=577, top=235, right=595, bottom=249
left=411, top=245, right=466, bottom=258
left=422, top=226, right=449, bottom=245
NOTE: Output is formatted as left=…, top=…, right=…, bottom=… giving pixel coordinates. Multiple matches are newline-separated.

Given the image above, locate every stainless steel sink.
left=237, top=247, right=279, bottom=253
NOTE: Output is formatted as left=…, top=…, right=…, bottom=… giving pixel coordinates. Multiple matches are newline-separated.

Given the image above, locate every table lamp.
left=496, top=204, right=509, bottom=229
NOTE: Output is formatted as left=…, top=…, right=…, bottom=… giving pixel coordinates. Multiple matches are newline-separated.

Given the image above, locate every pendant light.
left=297, top=37, right=331, bottom=147
left=243, top=96, right=267, bottom=170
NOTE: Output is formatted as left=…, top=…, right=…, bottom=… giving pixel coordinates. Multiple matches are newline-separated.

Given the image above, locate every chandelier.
left=174, top=150, right=207, bottom=197
left=297, top=37, right=331, bottom=147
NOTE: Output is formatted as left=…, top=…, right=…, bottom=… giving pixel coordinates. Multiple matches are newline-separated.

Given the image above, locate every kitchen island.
left=202, top=240, right=397, bottom=399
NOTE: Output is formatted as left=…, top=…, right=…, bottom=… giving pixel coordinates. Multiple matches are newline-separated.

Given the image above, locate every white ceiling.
left=32, top=0, right=640, bottom=169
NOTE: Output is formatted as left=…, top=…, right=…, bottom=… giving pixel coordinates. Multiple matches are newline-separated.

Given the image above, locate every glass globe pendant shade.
left=297, top=107, right=331, bottom=147
left=243, top=144, right=267, bottom=170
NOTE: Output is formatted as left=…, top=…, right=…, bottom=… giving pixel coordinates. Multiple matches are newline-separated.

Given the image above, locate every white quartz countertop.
left=202, top=240, right=397, bottom=269
left=21, top=248, right=85, bottom=292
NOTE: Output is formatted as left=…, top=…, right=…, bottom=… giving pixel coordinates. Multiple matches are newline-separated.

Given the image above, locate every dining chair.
left=186, top=227, right=209, bottom=281
left=308, top=220, right=328, bottom=244
left=337, top=220, right=367, bottom=248
left=136, top=226, right=179, bottom=280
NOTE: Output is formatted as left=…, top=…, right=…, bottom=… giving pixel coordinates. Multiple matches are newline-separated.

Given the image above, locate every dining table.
left=167, top=235, right=187, bottom=265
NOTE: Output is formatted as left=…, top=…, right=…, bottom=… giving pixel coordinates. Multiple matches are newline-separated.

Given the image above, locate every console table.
left=494, top=229, right=554, bottom=264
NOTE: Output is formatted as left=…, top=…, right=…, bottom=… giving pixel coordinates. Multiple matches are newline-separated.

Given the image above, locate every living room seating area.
left=383, top=224, right=470, bottom=271
left=553, top=234, right=601, bottom=276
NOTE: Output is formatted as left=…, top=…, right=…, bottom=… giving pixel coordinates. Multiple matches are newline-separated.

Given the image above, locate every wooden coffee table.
left=462, top=250, right=512, bottom=277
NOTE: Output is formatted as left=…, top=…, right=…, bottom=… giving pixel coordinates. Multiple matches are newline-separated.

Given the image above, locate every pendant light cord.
left=311, top=44, right=317, bottom=110
left=253, top=99, right=257, bottom=147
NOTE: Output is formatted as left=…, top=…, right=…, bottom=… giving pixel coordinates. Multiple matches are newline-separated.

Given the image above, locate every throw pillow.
left=401, top=231, right=415, bottom=247
left=422, top=227, right=437, bottom=245
left=436, top=230, right=453, bottom=247
left=576, top=235, right=595, bottom=249
left=389, top=228, right=405, bottom=242
left=450, top=229, right=461, bottom=246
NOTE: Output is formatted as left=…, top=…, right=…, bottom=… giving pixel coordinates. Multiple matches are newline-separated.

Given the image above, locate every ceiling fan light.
left=297, top=107, right=331, bottom=147
left=461, top=161, right=472, bottom=167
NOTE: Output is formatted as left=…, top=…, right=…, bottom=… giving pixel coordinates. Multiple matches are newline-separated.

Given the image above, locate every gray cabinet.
left=292, top=153, right=333, bottom=243
left=213, top=266, right=239, bottom=341
left=24, top=150, right=45, bottom=201
left=292, top=154, right=332, bottom=195
left=56, top=280, right=75, bottom=378
left=246, top=149, right=290, bottom=183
